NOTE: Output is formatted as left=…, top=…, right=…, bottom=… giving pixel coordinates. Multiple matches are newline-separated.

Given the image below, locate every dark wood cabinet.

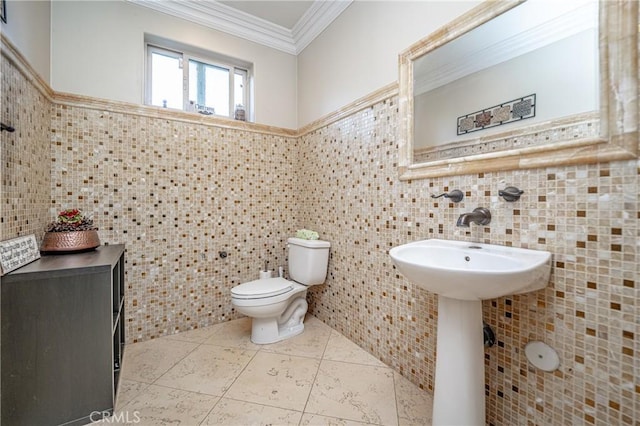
left=1, top=244, right=125, bottom=426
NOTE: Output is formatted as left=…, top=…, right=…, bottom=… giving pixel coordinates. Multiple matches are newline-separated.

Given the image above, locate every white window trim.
left=145, top=45, right=183, bottom=108
left=144, top=35, right=253, bottom=121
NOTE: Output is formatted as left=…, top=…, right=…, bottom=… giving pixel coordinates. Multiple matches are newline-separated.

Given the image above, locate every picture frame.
left=0, top=235, right=41, bottom=275
left=0, top=0, right=6, bottom=24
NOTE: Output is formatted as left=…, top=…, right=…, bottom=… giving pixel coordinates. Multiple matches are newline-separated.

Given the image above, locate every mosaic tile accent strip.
left=457, top=94, right=536, bottom=135
left=459, top=116, right=475, bottom=132
left=492, top=105, right=511, bottom=123
left=475, top=110, right=492, bottom=127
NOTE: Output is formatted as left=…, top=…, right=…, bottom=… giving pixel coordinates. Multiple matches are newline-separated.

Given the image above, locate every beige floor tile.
left=225, top=351, right=320, bottom=411
left=304, top=315, right=334, bottom=330
left=398, top=416, right=432, bottom=426
left=261, top=316, right=333, bottom=358
left=120, top=338, right=198, bottom=383
left=306, top=360, right=398, bottom=426
left=155, top=345, right=256, bottom=396
left=393, top=372, right=433, bottom=426
left=202, top=398, right=303, bottom=425
left=116, top=384, right=219, bottom=425
left=322, top=331, right=387, bottom=367
left=163, top=324, right=221, bottom=343
left=300, top=413, right=376, bottom=425
left=115, top=379, right=149, bottom=410
left=114, top=316, right=433, bottom=425
left=203, top=317, right=263, bottom=350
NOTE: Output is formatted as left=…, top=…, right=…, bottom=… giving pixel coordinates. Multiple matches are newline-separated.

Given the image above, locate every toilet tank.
left=287, top=237, right=330, bottom=285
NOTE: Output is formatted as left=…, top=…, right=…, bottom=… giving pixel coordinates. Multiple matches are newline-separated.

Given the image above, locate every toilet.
left=231, top=237, right=330, bottom=344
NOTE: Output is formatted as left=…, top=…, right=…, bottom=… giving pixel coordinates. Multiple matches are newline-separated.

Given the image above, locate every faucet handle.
left=499, top=186, right=524, bottom=202
left=431, top=189, right=464, bottom=203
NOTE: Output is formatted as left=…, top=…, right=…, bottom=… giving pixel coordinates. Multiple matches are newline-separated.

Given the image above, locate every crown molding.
left=292, top=0, right=353, bottom=54
left=127, top=0, right=352, bottom=55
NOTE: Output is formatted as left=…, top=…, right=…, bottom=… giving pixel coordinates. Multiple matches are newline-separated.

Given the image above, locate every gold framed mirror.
left=398, top=0, right=638, bottom=180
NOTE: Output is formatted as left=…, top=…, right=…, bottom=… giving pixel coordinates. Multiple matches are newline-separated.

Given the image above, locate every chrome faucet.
left=456, top=207, right=491, bottom=227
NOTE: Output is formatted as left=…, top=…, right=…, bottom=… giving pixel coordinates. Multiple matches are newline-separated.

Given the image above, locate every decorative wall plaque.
left=457, top=94, right=536, bottom=135
left=0, top=235, right=41, bottom=275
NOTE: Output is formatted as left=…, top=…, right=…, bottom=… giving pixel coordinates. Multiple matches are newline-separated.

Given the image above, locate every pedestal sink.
left=389, top=239, right=551, bottom=426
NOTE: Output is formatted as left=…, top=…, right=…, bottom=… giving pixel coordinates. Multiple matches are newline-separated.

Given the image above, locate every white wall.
left=50, top=1, right=297, bottom=129
left=297, top=0, right=479, bottom=127
left=1, top=0, right=50, bottom=82
left=414, top=29, right=598, bottom=148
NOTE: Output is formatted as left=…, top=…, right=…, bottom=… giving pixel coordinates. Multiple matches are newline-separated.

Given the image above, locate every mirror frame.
left=398, top=0, right=638, bottom=180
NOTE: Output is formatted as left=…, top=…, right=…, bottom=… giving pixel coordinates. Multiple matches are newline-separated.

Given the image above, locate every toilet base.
left=248, top=296, right=309, bottom=344
left=251, top=317, right=305, bottom=344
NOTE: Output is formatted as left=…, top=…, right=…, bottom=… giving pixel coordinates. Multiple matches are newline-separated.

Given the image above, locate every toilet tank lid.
left=231, top=277, right=293, bottom=298
left=287, top=237, right=330, bottom=248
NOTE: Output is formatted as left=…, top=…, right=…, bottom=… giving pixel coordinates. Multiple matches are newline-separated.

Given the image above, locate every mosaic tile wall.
left=0, top=54, right=51, bottom=242
left=49, top=105, right=300, bottom=342
left=300, top=98, right=639, bottom=425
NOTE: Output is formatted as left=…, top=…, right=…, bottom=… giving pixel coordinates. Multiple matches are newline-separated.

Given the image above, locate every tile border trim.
left=297, top=83, right=399, bottom=137
left=0, top=34, right=54, bottom=101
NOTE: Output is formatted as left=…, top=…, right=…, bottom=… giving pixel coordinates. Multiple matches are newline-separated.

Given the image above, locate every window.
left=145, top=39, right=251, bottom=121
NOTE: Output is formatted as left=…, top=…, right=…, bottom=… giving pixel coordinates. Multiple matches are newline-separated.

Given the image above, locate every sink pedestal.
left=389, top=239, right=551, bottom=424
left=433, top=297, right=485, bottom=425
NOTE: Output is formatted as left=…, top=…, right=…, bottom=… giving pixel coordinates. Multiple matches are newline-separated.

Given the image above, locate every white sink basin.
left=389, top=239, right=551, bottom=300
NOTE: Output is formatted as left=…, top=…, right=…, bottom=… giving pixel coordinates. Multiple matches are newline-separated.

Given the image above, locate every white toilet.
left=231, top=237, right=330, bottom=344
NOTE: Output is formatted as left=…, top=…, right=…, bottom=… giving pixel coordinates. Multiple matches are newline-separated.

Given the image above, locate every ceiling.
left=128, top=0, right=353, bottom=55
left=219, top=1, right=314, bottom=29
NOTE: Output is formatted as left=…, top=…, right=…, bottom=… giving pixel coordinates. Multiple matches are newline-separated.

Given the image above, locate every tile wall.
left=49, top=104, right=299, bottom=342
left=3, top=34, right=639, bottom=426
left=1, top=52, right=51, bottom=241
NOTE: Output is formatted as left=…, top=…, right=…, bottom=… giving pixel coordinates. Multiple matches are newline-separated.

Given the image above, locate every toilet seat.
left=231, top=277, right=294, bottom=300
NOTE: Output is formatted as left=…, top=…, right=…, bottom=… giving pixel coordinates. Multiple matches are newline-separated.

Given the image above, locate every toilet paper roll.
left=259, top=270, right=273, bottom=280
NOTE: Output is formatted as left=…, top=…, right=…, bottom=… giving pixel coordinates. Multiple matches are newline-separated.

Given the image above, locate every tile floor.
left=110, top=315, right=433, bottom=425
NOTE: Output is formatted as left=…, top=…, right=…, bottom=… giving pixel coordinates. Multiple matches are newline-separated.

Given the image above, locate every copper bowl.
left=41, top=230, right=101, bottom=253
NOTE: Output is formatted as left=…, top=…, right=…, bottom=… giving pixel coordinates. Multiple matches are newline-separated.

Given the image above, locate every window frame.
left=144, top=38, right=252, bottom=121
left=146, top=45, right=184, bottom=109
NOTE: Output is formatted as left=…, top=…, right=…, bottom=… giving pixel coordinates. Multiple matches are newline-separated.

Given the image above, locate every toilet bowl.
left=232, top=278, right=308, bottom=344
left=231, top=237, right=330, bottom=344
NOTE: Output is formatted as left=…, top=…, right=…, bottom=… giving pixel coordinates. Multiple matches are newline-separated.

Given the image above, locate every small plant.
left=46, top=209, right=97, bottom=232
